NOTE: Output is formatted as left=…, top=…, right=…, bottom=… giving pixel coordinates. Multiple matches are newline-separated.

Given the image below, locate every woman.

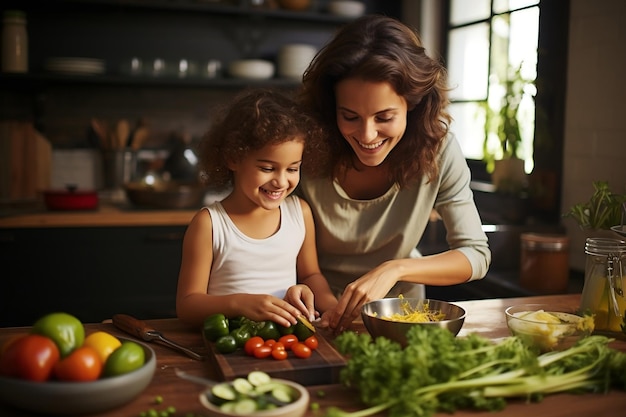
left=298, top=15, right=491, bottom=332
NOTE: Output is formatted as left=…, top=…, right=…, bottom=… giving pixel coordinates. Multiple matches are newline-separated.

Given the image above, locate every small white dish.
left=228, top=59, right=275, bottom=80
left=328, top=1, right=365, bottom=17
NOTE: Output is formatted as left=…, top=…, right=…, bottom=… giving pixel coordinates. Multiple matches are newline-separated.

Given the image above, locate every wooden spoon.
left=131, top=126, right=149, bottom=150
left=116, top=119, right=130, bottom=150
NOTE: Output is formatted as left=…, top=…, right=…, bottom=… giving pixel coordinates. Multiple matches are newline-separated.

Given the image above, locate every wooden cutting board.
left=206, top=331, right=347, bottom=386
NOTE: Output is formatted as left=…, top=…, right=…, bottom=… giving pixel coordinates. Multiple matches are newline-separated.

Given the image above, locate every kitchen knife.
left=112, top=314, right=205, bottom=361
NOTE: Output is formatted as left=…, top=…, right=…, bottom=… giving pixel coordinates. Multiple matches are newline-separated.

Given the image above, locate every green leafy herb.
left=325, top=326, right=626, bottom=417
left=563, top=180, right=626, bottom=230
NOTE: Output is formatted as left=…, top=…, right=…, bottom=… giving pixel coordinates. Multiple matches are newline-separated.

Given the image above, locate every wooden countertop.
left=1, top=294, right=625, bottom=416
left=0, top=203, right=196, bottom=228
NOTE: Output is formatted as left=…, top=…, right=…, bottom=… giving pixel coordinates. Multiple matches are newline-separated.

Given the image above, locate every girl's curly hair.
left=197, top=89, right=324, bottom=189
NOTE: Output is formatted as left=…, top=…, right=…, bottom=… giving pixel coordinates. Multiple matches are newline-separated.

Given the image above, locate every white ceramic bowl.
left=277, top=44, right=317, bottom=80
left=228, top=59, right=275, bottom=80
left=0, top=338, right=156, bottom=415
left=199, top=378, right=309, bottom=417
left=328, top=1, right=366, bottom=17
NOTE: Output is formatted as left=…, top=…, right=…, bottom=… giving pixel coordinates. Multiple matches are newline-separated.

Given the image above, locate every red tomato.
left=291, top=342, right=312, bottom=359
left=278, top=334, right=298, bottom=350
left=272, top=342, right=285, bottom=351
left=304, top=335, right=319, bottom=350
left=263, top=339, right=276, bottom=348
left=244, top=336, right=265, bottom=356
left=0, top=334, right=60, bottom=381
left=54, top=346, right=102, bottom=382
left=253, top=345, right=273, bottom=359
left=271, top=348, right=288, bottom=360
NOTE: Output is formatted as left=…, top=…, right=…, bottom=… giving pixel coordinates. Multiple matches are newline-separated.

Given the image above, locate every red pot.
left=43, top=186, right=99, bottom=211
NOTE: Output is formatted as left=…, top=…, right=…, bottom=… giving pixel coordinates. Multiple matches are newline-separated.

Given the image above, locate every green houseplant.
left=481, top=63, right=534, bottom=194
left=563, top=181, right=626, bottom=231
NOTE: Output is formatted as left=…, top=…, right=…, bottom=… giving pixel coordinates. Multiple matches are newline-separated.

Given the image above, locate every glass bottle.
left=1, top=10, right=28, bottom=73
left=579, top=237, right=626, bottom=334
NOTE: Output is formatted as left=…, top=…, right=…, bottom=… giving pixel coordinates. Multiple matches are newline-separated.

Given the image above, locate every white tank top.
left=205, top=195, right=305, bottom=298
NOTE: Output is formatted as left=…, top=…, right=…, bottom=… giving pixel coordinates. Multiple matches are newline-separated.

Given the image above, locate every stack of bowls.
left=277, top=44, right=317, bottom=80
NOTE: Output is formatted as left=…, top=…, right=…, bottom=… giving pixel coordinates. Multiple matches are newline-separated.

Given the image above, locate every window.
left=446, top=0, right=540, bottom=174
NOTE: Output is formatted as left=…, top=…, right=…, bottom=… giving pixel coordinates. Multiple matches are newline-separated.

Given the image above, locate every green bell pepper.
left=256, top=321, right=281, bottom=341
left=202, top=313, right=230, bottom=342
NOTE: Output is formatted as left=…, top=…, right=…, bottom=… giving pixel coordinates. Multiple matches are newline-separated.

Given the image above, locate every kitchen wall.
left=561, top=0, right=626, bottom=270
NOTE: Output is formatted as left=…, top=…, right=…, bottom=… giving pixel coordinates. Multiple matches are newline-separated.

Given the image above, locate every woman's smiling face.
left=335, top=78, right=408, bottom=167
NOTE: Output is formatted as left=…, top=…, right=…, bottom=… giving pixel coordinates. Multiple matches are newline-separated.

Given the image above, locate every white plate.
left=45, top=57, right=105, bottom=75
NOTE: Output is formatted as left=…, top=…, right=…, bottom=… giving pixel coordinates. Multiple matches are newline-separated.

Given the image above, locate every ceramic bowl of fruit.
left=361, top=298, right=466, bottom=346
left=0, top=336, right=155, bottom=415
left=199, top=371, right=309, bottom=417
left=505, top=303, right=595, bottom=352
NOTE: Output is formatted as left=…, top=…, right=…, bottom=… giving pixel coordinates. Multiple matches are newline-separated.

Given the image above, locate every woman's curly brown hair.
left=298, top=14, right=452, bottom=187
left=197, top=89, right=324, bottom=190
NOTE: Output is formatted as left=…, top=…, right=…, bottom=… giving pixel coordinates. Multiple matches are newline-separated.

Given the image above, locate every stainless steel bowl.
left=361, top=298, right=466, bottom=346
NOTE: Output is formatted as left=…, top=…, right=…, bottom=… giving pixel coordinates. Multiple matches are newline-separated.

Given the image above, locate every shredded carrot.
left=380, top=295, right=445, bottom=323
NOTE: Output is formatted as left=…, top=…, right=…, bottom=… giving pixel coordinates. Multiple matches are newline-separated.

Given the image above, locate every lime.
left=103, top=341, right=145, bottom=377
left=31, top=312, right=85, bottom=357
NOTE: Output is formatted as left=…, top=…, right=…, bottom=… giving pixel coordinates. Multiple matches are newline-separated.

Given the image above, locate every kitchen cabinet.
left=0, top=225, right=186, bottom=327
left=0, top=0, right=400, bottom=89
left=0, top=0, right=401, bottom=146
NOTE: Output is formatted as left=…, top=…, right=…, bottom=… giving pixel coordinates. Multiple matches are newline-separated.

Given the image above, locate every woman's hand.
left=236, top=294, right=302, bottom=328
left=284, top=284, right=316, bottom=322
left=328, top=262, right=399, bottom=332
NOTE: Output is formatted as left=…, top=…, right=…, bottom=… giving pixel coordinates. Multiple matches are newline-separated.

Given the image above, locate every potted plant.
left=563, top=180, right=626, bottom=231
left=481, top=63, right=534, bottom=194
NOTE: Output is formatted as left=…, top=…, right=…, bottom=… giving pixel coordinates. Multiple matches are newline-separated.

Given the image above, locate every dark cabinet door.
left=0, top=225, right=185, bottom=327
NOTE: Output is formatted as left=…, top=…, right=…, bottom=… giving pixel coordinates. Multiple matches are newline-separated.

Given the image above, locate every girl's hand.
left=237, top=294, right=302, bottom=328
left=284, top=284, right=316, bottom=322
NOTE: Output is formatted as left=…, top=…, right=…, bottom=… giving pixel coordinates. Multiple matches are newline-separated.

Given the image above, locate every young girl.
left=176, top=89, right=337, bottom=328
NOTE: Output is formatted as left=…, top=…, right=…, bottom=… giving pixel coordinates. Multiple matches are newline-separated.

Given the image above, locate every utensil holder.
left=102, top=149, right=137, bottom=190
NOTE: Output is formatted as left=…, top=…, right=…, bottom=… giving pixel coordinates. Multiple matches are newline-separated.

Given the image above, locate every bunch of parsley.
left=326, top=326, right=626, bottom=417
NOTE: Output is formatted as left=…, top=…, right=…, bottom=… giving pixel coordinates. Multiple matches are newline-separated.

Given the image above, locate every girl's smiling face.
left=335, top=78, right=408, bottom=167
left=229, top=139, right=304, bottom=210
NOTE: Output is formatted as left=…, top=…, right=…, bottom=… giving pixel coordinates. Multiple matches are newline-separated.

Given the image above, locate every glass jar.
left=1, top=10, right=28, bottom=73
left=579, top=237, right=626, bottom=334
left=520, top=233, right=569, bottom=294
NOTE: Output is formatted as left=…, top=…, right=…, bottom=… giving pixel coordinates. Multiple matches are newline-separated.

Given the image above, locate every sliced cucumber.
left=212, top=382, right=237, bottom=401
left=233, top=398, right=258, bottom=414
left=219, top=401, right=237, bottom=413
left=253, top=382, right=283, bottom=394
left=232, top=377, right=254, bottom=394
left=208, top=372, right=299, bottom=412
left=248, top=370, right=272, bottom=387
left=272, top=385, right=295, bottom=403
